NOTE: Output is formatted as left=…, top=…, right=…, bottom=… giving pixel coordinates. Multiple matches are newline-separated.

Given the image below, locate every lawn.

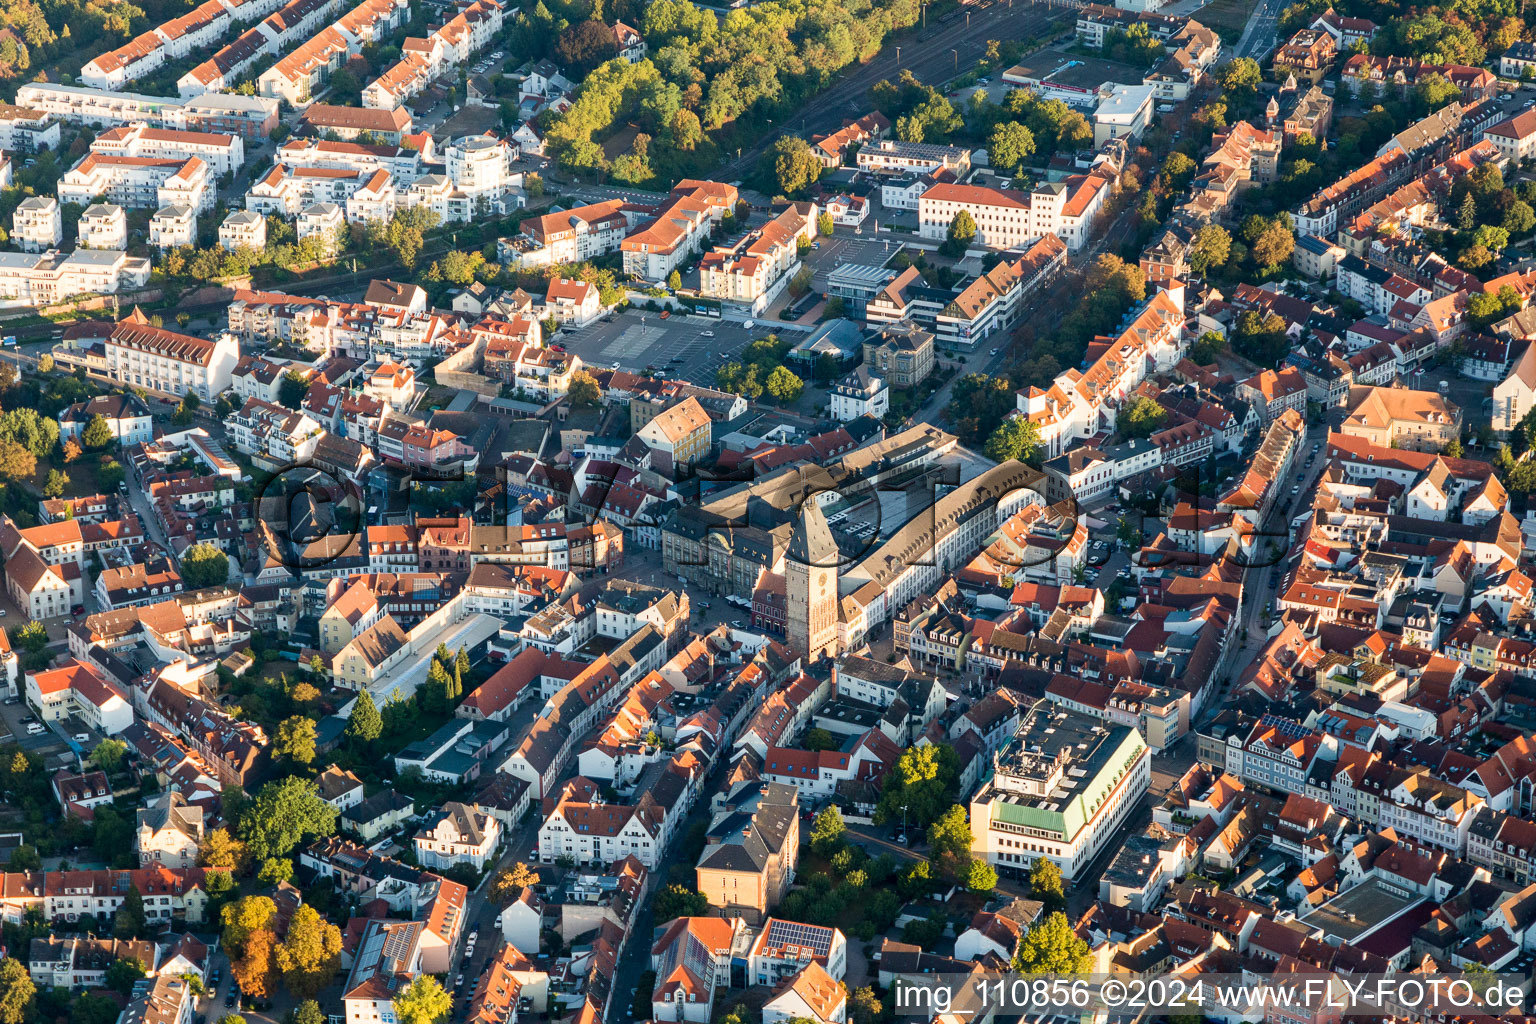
left=1196, top=0, right=1258, bottom=41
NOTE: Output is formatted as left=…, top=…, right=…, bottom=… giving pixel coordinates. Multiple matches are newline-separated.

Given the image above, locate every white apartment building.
left=0, top=250, right=152, bottom=305
left=12, top=197, right=62, bottom=253
left=219, top=210, right=268, bottom=251
left=620, top=181, right=738, bottom=282
left=246, top=164, right=369, bottom=216
left=259, top=0, right=409, bottom=106
left=0, top=104, right=61, bottom=154
left=933, top=233, right=1067, bottom=348
left=446, top=134, right=513, bottom=205
left=1015, top=286, right=1186, bottom=458
left=149, top=206, right=197, bottom=249
left=829, top=367, right=888, bottom=421
left=345, top=169, right=397, bottom=224
left=277, top=136, right=421, bottom=180
left=297, top=202, right=346, bottom=251
left=58, top=155, right=213, bottom=213
left=179, top=0, right=348, bottom=97
left=77, top=205, right=129, bottom=250
left=91, top=122, right=245, bottom=177
left=363, top=0, right=503, bottom=108
left=918, top=176, right=1113, bottom=253
left=13, top=84, right=279, bottom=141
left=103, top=313, right=241, bottom=401
left=499, top=199, right=628, bottom=268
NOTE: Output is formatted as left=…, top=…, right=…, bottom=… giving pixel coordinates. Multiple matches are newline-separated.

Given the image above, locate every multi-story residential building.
left=0, top=249, right=152, bottom=305
left=1272, top=28, right=1337, bottom=82
left=694, top=792, right=798, bottom=927
left=103, top=310, right=240, bottom=401
left=933, top=234, right=1067, bottom=348
left=1484, top=107, right=1536, bottom=164
left=829, top=366, right=888, bottom=422
left=135, top=792, right=204, bottom=868
left=12, top=197, right=62, bottom=253
left=500, top=199, right=628, bottom=268
left=1339, top=385, right=1461, bottom=452
left=90, top=121, right=244, bottom=177
left=413, top=801, right=502, bottom=870
left=277, top=136, right=421, bottom=180
left=343, top=168, right=397, bottom=225
left=445, top=133, right=514, bottom=206
left=298, top=102, right=413, bottom=142
left=58, top=155, right=212, bottom=213
left=0, top=104, right=60, bottom=154
left=218, top=210, right=268, bottom=252
left=1014, top=286, right=1185, bottom=458
left=58, top=394, right=154, bottom=448
left=297, top=202, right=346, bottom=250
left=362, top=0, right=503, bottom=108
left=698, top=204, right=813, bottom=310
left=970, top=702, right=1150, bottom=879
left=1094, top=84, right=1155, bottom=145
left=149, top=205, right=197, bottom=250
left=77, top=204, right=129, bottom=250
left=621, top=180, right=738, bottom=281
left=180, top=0, right=348, bottom=96
left=259, top=0, right=410, bottom=105
left=544, top=276, right=603, bottom=327
left=24, top=660, right=132, bottom=734
left=14, top=84, right=278, bottom=139
left=635, top=396, right=711, bottom=473
left=227, top=397, right=325, bottom=462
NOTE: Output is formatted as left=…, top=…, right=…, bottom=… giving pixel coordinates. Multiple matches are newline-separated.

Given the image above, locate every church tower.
left=785, top=498, right=840, bottom=663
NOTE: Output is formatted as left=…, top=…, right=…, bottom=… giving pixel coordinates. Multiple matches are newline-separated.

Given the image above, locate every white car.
left=743, top=319, right=755, bottom=329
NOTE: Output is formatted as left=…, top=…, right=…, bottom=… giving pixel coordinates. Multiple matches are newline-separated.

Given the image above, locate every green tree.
left=346, top=690, right=383, bottom=745
left=114, top=884, right=145, bottom=938
left=81, top=414, right=115, bottom=449
left=944, top=209, right=977, bottom=255
left=180, top=543, right=230, bottom=589
left=810, top=805, right=846, bottom=855
left=817, top=211, right=834, bottom=236
left=965, top=857, right=999, bottom=893
left=274, top=905, right=343, bottom=1000
left=1189, top=331, right=1227, bottom=364
left=1218, top=57, right=1261, bottom=93
left=91, top=738, right=127, bottom=773
left=803, top=728, right=837, bottom=752
left=1250, top=220, right=1294, bottom=271
left=0, top=957, right=34, bottom=1024
left=1028, top=856, right=1066, bottom=911
left=1013, top=911, right=1092, bottom=973
left=274, top=716, right=317, bottom=766
left=988, top=121, right=1036, bottom=175
left=198, top=827, right=249, bottom=873
left=984, top=417, right=1041, bottom=463
left=1119, top=396, right=1167, bottom=439
left=237, top=776, right=337, bottom=863
left=0, top=441, right=35, bottom=483
left=43, top=469, right=68, bottom=498
left=567, top=370, right=603, bottom=407
left=1190, top=224, right=1231, bottom=275
left=394, top=975, right=452, bottom=1024
left=653, top=884, right=709, bottom=920
left=768, top=136, right=822, bottom=197
left=849, top=986, right=883, bottom=1024
left=105, top=956, right=147, bottom=996
left=278, top=370, right=311, bottom=409
left=875, top=743, right=960, bottom=828
left=764, top=365, right=803, bottom=403
left=1414, top=72, right=1460, bottom=110
left=293, top=1001, right=324, bottom=1024
left=926, top=804, right=972, bottom=862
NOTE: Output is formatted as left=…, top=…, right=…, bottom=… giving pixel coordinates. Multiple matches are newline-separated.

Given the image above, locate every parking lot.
left=556, top=310, right=776, bottom=387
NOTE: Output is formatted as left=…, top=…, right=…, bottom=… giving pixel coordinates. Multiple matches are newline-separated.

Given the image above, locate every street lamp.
left=952, top=49, right=959, bottom=73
